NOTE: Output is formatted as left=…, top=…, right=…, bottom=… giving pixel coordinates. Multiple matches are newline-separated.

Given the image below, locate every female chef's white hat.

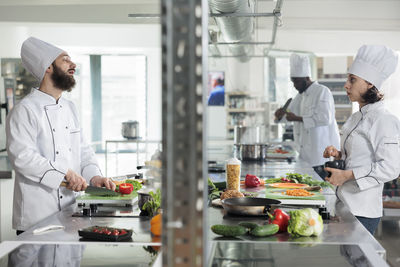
left=348, top=45, right=398, bottom=90
left=20, top=37, right=64, bottom=83
left=290, top=53, right=311, bottom=78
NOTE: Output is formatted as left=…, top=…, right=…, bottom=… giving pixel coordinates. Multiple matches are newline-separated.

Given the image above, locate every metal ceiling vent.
left=209, top=0, right=255, bottom=62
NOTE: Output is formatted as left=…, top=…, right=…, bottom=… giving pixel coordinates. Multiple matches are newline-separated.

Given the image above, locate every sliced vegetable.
left=268, top=209, right=290, bottom=232
left=119, top=183, right=133, bottom=194
left=287, top=208, right=323, bottom=237
left=249, top=224, right=279, bottom=237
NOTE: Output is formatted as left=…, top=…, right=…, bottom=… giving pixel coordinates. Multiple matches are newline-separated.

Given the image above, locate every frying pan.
left=221, top=197, right=281, bottom=216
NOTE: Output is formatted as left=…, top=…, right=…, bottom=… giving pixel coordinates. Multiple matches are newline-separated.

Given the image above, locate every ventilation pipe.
left=209, top=0, right=255, bottom=62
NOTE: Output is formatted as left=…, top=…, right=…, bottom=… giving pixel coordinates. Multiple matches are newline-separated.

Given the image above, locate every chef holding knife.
left=323, top=45, right=400, bottom=234
left=6, top=37, right=115, bottom=234
left=274, top=53, right=340, bottom=166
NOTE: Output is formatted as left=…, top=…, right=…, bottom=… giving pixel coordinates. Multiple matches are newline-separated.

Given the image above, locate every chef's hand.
left=90, top=176, right=116, bottom=191
left=324, top=168, right=354, bottom=186
left=323, top=145, right=341, bottom=160
left=285, top=112, right=302, bottom=122
left=65, top=169, right=87, bottom=192
left=274, top=108, right=286, bottom=120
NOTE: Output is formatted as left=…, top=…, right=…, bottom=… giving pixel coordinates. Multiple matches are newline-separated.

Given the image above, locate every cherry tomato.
left=119, top=229, right=127, bottom=235
left=112, top=229, right=120, bottom=236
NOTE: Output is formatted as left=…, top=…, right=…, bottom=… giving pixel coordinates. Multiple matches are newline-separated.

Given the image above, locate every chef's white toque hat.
left=290, top=53, right=311, bottom=78
left=348, top=45, right=398, bottom=90
left=20, top=37, right=64, bottom=83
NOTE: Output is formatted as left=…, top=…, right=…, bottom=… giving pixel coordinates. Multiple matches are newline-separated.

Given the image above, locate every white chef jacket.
left=338, top=101, right=400, bottom=218
left=287, top=82, right=340, bottom=166
left=9, top=244, right=84, bottom=267
left=6, top=88, right=102, bottom=230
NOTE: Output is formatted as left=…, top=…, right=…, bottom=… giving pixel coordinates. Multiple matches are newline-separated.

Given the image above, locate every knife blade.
left=60, top=182, right=120, bottom=197
left=275, top=98, right=293, bottom=122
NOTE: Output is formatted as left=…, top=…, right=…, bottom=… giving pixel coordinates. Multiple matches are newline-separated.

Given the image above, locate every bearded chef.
left=324, top=45, right=400, bottom=235
left=6, top=37, right=116, bottom=234
left=275, top=54, right=340, bottom=166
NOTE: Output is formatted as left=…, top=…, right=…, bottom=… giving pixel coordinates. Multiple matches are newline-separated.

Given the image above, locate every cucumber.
left=211, top=224, right=247, bottom=237
left=250, top=224, right=279, bottom=237
left=213, top=181, right=226, bottom=190
left=238, top=222, right=259, bottom=230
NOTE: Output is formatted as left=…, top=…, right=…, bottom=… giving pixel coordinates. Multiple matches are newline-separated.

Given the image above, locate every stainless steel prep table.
left=208, top=160, right=386, bottom=259
left=9, top=205, right=159, bottom=245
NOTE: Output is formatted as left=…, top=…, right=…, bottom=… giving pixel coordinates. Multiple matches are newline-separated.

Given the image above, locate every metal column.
left=161, top=0, right=207, bottom=266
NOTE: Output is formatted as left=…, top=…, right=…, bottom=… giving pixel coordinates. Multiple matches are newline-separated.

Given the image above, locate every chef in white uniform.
left=6, top=37, right=115, bottom=233
left=324, top=45, right=400, bottom=235
left=275, top=54, right=340, bottom=166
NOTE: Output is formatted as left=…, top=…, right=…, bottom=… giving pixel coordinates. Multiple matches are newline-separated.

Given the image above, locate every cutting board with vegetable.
left=76, top=191, right=138, bottom=204
left=265, top=187, right=325, bottom=205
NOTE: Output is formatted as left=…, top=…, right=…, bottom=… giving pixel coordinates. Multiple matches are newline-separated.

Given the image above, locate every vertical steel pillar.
left=161, top=0, right=207, bottom=266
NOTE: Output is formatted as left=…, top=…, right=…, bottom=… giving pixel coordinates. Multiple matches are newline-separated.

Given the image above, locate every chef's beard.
left=51, top=63, right=76, bottom=92
left=297, top=80, right=308, bottom=94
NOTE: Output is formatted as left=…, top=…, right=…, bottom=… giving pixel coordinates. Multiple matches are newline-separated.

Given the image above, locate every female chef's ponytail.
left=362, top=85, right=383, bottom=104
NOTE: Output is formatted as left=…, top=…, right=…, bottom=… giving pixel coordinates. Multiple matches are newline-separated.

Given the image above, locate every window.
left=101, top=55, right=147, bottom=145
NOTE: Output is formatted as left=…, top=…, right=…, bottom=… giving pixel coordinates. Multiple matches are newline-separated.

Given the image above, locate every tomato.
left=104, top=230, right=112, bottom=235
left=92, top=228, right=99, bottom=233
left=119, top=183, right=133, bottom=194
left=112, top=229, right=120, bottom=236
left=119, top=229, right=127, bottom=235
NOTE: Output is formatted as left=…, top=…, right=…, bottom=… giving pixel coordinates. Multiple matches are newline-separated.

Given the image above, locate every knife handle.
left=60, top=181, right=68, bottom=187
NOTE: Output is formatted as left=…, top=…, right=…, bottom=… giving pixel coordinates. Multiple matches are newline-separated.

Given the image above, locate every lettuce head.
left=287, top=208, right=323, bottom=237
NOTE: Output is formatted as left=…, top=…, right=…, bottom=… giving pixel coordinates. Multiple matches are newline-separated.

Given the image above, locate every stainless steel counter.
left=208, top=160, right=386, bottom=259
left=11, top=204, right=160, bottom=245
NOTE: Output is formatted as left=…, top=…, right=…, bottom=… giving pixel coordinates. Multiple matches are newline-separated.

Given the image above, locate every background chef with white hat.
left=274, top=53, right=340, bottom=166
left=5, top=37, right=116, bottom=234
left=323, top=45, right=400, bottom=235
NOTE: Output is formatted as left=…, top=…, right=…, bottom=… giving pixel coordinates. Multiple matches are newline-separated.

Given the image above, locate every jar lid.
left=226, top=158, right=241, bottom=165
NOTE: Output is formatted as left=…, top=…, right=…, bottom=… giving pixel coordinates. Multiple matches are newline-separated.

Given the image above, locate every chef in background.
left=275, top=53, right=340, bottom=166
left=324, top=45, right=400, bottom=234
left=6, top=37, right=115, bottom=234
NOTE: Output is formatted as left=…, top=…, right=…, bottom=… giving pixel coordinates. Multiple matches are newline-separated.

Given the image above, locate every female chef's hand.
left=65, top=169, right=88, bottom=192
left=324, top=168, right=354, bottom=186
left=323, top=145, right=342, bottom=160
left=90, top=176, right=116, bottom=191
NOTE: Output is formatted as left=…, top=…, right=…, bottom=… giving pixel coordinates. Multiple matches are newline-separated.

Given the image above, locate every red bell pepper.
left=245, top=174, right=261, bottom=187
left=268, top=209, right=290, bottom=232
left=119, top=183, right=133, bottom=194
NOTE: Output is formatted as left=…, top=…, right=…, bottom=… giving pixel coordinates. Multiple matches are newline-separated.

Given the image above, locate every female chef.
left=323, top=45, right=400, bottom=235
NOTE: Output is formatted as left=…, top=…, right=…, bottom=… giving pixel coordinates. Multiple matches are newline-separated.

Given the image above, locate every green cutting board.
left=77, top=191, right=138, bottom=201
left=265, top=188, right=325, bottom=200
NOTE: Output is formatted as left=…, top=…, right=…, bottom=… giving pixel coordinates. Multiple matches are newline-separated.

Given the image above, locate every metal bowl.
left=221, top=197, right=281, bottom=216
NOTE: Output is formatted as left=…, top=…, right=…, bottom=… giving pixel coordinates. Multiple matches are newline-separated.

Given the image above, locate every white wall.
left=0, top=22, right=162, bottom=141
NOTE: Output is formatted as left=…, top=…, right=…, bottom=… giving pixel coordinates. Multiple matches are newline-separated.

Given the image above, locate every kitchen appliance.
left=121, top=120, right=140, bottom=139
left=234, top=125, right=269, bottom=144
left=313, top=159, right=345, bottom=179
left=234, top=144, right=269, bottom=161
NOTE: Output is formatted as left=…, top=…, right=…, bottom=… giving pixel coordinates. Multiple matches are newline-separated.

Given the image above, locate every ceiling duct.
left=209, top=0, right=255, bottom=62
